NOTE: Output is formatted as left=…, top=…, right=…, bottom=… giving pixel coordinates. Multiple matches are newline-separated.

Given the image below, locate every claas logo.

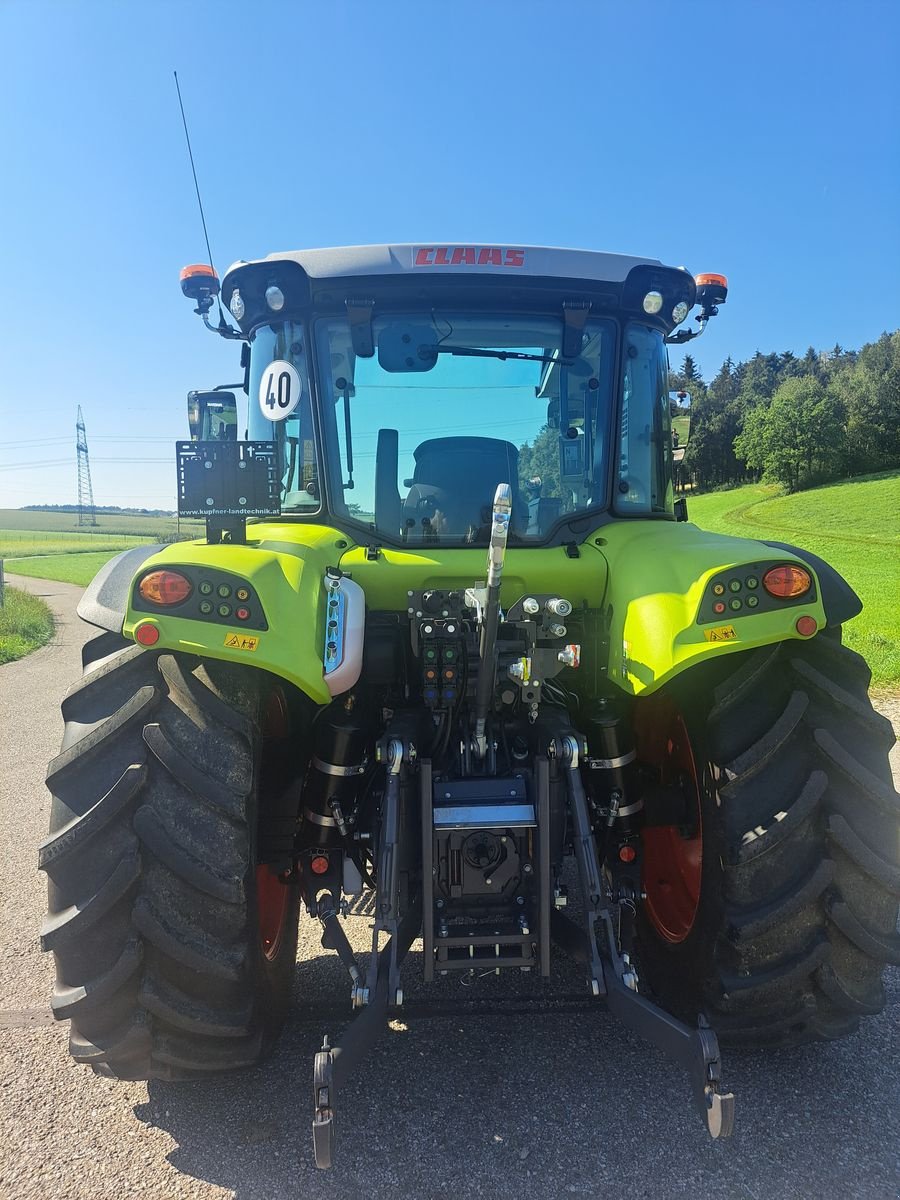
left=414, top=246, right=526, bottom=268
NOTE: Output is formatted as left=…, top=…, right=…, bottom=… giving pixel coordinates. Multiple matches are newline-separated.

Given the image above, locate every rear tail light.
left=139, top=570, right=193, bottom=606
left=762, top=565, right=811, bottom=599
left=134, top=622, right=160, bottom=646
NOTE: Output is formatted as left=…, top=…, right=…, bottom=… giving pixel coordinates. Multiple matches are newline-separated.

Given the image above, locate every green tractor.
left=41, top=244, right=899, bottom=1166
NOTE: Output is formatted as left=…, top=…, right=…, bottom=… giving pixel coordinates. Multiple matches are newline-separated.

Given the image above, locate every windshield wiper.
left=425, top=345, right=559, bottom=365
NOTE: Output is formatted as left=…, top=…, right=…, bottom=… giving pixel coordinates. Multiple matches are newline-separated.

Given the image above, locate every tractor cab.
left=182, top=246, right=725, bottom=547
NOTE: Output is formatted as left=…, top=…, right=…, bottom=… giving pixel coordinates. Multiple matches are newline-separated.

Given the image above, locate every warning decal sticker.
left=224, top=632, right=260, bottom=652
left=704, top=625, right=738, bottom=643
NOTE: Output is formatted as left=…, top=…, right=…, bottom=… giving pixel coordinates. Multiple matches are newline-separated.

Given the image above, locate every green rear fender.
left=118, top=518, right=835, bottom=705
left=121, top=525, right=349, bottom=705
left=595, top=520, right=829, bottom=696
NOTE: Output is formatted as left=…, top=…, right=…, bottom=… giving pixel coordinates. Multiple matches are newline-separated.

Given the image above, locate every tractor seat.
left=402, top=437, right=523, bottom=539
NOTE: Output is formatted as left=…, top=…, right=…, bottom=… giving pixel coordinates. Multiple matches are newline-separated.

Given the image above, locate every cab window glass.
left=313, top=313, right=616, bottom=544
left=617, top=324, right=674, bottom=515
left=247, top=322, right=318, bottom=509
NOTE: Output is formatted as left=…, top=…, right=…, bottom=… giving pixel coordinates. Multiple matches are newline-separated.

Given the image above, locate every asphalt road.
left=1, top=574, right=898, bottom=1200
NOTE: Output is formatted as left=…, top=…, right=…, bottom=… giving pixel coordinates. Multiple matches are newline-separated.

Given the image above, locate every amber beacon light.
left=180, top=263, right=220, bottom=305
left=694, top=273, right=729, bottom=308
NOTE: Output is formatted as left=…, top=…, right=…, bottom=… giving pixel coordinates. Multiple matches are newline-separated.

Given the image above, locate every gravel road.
left=2, top=574, right=898, bottom=1200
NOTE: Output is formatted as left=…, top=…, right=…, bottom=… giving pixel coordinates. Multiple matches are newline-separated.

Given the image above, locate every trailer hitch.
left=554, top=734, right=735, bottom=1139
left=312, top=902, right=421, bottom=1168
left=312, top=735, right=420, bottom=1169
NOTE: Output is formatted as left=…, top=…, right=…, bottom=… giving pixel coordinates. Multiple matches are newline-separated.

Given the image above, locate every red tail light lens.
left=762, top=565, right=811, bottom=599
left=134, top=622, right=160, bottom=646
left=139, top=570, right=193, bottom=606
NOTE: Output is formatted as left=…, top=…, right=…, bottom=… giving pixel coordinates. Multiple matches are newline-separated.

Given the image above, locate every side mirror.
left=188, top=390, right=238, bottom=441
left=546, top=395, right=586, bottom=430
left=669, top=389, right=691, bottom=449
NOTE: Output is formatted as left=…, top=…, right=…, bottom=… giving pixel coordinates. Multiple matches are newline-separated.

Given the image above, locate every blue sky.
left=1, top=0, right=897, bottom=510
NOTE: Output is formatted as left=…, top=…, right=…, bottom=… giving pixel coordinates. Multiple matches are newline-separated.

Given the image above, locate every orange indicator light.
left=139, top=570, right=192, bottom=606
left=763, top=565, right=811, bottom=599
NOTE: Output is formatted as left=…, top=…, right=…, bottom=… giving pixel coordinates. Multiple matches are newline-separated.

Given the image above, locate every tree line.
left=670, top=329, right=900, bottom=493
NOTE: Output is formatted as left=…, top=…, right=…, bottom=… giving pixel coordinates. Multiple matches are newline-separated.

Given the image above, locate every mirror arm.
left=562, top=300, right=591, bottom=360
left=347, top=298, right=376, bottom=358
left=666, top=314, right=709, bottom=345
left=200, top=309, right=248, bottom=341
left=666, top=297, right=722, bottom=345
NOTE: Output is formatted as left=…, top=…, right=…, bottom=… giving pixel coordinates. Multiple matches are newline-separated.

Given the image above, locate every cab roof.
left=225, top=243, right=673, bottom=283
left=219, top=244, right=697, bottom=338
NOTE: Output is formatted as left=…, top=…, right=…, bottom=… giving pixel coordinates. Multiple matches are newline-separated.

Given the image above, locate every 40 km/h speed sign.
left=259, top=360, right=302, bottom=422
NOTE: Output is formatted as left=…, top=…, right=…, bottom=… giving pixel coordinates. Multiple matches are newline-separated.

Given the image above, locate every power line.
left=0, top=460, right=72, bottom=471
left=5, top=438, right=71, bottom=448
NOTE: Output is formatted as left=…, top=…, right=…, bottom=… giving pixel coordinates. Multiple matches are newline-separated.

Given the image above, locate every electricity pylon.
left=76, top=406, right=98, bottom=527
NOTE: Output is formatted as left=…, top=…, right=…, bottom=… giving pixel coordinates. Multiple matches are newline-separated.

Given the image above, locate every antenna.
left=76, top=406, right=97, bottom=527
left=174, top=70, right=243, bottom=340
left=174, top=71, right=218, bottom=281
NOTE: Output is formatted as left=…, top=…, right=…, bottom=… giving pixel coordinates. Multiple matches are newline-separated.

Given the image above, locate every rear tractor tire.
left=40, top=632, right=302, bottom=1080
left=635, top=631, right=899, bottom=1048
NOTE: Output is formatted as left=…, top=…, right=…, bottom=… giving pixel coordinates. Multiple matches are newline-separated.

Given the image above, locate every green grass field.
left=0, top=586, right=55, bottom=664
left=688, top=472, right=900, bottom=688
left=0, top=508, right=202, bottom=539
left=0, top=528, right=151, bottom=558
left=0, top=509, right=204, bottom=574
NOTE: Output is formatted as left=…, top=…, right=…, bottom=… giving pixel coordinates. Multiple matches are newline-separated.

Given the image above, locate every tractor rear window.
left=314, top=312, right=616, bottom=545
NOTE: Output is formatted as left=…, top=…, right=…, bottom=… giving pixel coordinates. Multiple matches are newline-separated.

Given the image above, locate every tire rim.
left=639, top=705, right=703, bottom=943
left=257, top=687, right=291, bottom=961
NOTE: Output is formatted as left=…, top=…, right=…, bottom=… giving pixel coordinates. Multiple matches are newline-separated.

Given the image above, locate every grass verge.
left=0, top=586, right=55, bottom=664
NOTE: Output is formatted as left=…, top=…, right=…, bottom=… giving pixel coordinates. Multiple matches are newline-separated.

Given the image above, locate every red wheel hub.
left=257, top=687, right=292, bottom=961
left=638, top=702, right=703, bottom=943
left=256, top=864, right=290, bottom=961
